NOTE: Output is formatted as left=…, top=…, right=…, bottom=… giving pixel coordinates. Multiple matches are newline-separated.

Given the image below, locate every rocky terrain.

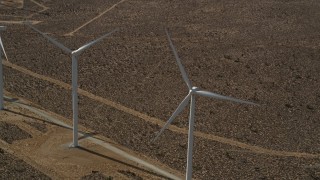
left=1, top=0, right=320, bottom=179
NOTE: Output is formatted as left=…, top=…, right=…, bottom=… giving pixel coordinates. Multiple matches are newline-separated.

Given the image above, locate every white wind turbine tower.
left=26, top=23, right=118, bottom=147
left=153, top=29, right=258, bottom=180
left=0, top=26, right=7, bottom=110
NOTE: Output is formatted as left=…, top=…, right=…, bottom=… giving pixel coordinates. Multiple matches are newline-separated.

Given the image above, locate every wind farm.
left=1, top=0, right=320, bottom=179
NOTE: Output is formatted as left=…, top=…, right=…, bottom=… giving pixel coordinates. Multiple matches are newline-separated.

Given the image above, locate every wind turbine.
left=153, top=29, right=258, bottom=180
left=26, top=23, right=118, bottom=147
left=0, top=26, right=6, bottom=110
left=0, top=26, right=8, bottom=61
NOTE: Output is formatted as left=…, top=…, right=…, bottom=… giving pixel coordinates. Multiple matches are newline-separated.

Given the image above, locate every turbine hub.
left=190, top=86, right=199, bottom=93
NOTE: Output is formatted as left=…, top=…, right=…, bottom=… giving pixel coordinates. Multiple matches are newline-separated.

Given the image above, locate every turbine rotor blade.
left=74, top=28, right=119, bottom=54
left=26, top=23, right=72, bottom=54
left=0, top=36, right=8, bottom=61
left=153, top=94, right=191, bottom=142
left=165, top=28, right=192, bottom=90
left=195, top=90, right=258, bottom=105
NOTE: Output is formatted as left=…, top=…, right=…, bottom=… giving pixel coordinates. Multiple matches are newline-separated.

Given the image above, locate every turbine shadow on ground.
left=4, top=97, right=108, bottom=143
left=78, top=146, right=171, bottom=179
left=78, top=131, right=99, bottom=141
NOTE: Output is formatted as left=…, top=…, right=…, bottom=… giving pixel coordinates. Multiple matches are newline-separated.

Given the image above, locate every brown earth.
left=1, top=0, right=320, bottom=179
left=81, top=171, right=113, bottom=180
left=0, top=147, right=51, bottom=180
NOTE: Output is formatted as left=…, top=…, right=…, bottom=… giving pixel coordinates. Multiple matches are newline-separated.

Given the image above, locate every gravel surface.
left=0, top=148, right=51, bottom=179
left=118, top=170, right=143, bottom=180
left=81, top=171, right=113, bottom=180
left=0, top=121, right=32, bottom=144
left=2, top=0, right=320, bottom=179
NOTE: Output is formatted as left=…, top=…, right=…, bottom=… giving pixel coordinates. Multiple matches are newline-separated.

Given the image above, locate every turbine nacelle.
left=189, top=86, right=203, bottom=95
left=190, top=86, right=199, bottom=93
left=71, top=50, right=80, bottom=57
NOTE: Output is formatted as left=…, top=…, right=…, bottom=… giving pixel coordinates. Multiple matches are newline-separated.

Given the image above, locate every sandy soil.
left=1, top=0, right=320, bottom=179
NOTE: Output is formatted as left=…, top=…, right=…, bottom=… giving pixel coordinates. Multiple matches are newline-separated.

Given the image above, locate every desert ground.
left=1, top=0, right=320, bottom=179
left=0, top=93, right=182, bottom=179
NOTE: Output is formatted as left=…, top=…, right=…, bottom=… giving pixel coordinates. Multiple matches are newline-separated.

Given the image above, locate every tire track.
left=30, top=0, right=47, bottom=10
left=64, top=0, right=127, bottom=36
left=26, top=0, right=49, bottom=18
left=0, top=20, right=41, bottom=24
left=3, top=60, right=320, bottom=159
left=0, top=0, right=48, bottom=23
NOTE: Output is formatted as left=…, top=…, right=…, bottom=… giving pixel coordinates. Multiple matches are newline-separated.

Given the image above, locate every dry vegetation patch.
left=0, top=148, right=51, bottom=179
left=0, top=121, right=32, bottom=144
